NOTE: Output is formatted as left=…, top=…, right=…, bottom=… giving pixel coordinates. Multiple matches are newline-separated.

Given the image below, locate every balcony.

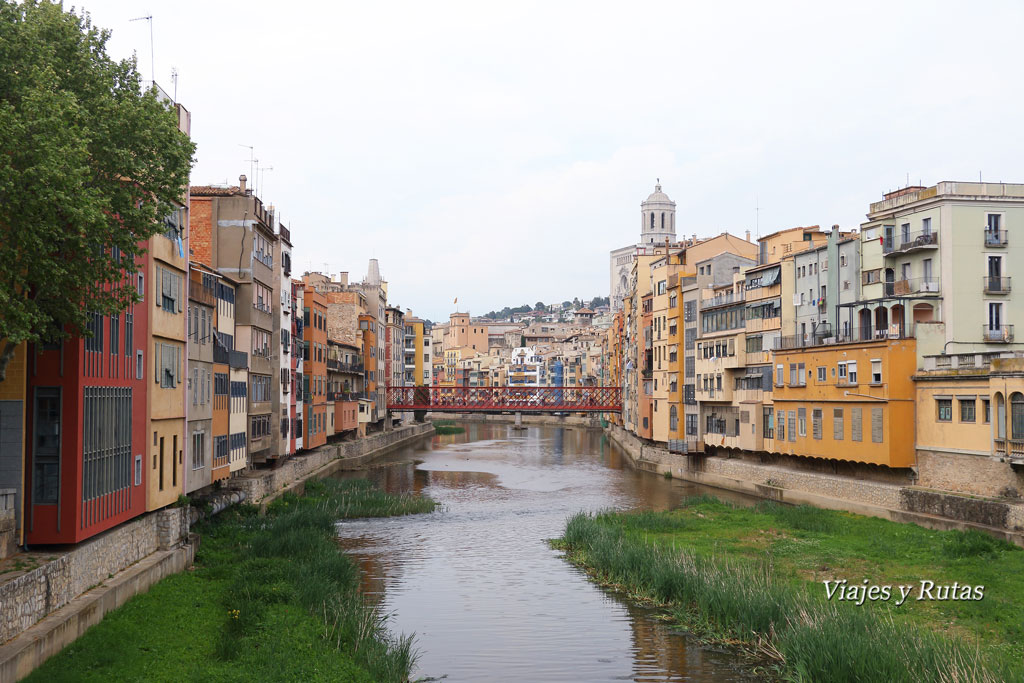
left=700, top=290, right=744, bottom=309
left=886, top=277, right=940, bottom=296
left=229, top=350, right=248, bottom=369
left=327, top=358, right=342, bottom=372
left=883, top=230, right=938, bottom=255
left=774, top=325, right=913, bottom=350
left=984, top=229, right=1008, bottom=247
left=983, top=276, right=1011, bottom=294
left=983, top=325, right=1014, bottom=343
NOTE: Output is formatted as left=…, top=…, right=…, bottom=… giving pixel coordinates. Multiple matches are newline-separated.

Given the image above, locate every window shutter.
left=177, top=273, right=183, bottom=312
left=871, top=407, right=883, bottom=443
left=851, top=407, right=862, bottom=441
left=175, top=345, right=181, bottom=384
left=155, top=342, right=160, bottom=383
left=833, top=408, right=844, bottom=440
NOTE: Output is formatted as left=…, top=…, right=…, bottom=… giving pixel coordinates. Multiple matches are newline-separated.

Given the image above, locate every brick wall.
left=917, top=449, right=1024, bottom=500
left=189, top=197, right=213, bottom=266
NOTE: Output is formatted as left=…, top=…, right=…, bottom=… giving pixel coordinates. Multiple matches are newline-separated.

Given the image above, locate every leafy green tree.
left=0, top=1, right=195, bottom=381
left=534, top=301, right=545, bottom=311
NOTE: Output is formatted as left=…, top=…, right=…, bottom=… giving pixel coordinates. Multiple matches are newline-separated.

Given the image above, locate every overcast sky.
left=81, top=0, right=1023, bottom=321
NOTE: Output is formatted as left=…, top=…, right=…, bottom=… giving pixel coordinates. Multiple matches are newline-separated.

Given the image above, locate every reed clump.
left=559, top=502, right=1023, bottom=682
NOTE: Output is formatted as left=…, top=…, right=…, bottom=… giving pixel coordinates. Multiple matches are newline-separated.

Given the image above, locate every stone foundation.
left=916, top=449, right=1024, bottom=500
left=0, top=507, right=189, bottom=646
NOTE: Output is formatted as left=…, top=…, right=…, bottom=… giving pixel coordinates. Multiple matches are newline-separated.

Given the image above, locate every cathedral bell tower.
left=640, top=180, right=676, bottom=245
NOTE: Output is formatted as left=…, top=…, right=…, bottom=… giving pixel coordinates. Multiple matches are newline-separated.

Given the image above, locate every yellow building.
left=650, top=253, right=692, bottom=443
left=766, top=337, right=917, bottom=467
left=0, top=341, right=28, bottom=553
left=914, top=356, right=1024, bottom=498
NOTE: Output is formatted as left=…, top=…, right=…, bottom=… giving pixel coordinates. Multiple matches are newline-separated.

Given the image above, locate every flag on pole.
left=454, top=297, right=458, bottom=305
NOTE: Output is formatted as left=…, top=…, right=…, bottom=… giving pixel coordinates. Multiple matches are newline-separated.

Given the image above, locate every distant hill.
left=481, top=296, right=609, bottom=320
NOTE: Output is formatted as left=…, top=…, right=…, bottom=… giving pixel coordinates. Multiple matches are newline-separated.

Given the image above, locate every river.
left=335, top=422, right=756, bottom=682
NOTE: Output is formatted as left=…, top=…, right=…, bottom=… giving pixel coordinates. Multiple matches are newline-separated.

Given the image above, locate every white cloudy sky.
left=82, top=0, right=1023, bottom=320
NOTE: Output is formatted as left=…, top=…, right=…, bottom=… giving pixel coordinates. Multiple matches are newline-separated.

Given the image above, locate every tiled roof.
left=190, top=185, right=243, bottom=197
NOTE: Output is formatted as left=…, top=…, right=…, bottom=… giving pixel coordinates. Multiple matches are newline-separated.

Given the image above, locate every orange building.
left=359, top=312, right=378, bottom=426
left=766, top=337, right=917, bottom=467
left=303, top=288, right=328, bottom=450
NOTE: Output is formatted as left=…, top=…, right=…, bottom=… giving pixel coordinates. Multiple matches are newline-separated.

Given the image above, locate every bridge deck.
left=386, top=386, right=621, bottom=413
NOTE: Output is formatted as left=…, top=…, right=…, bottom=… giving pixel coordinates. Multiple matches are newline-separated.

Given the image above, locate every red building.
left=24, top=262, right=150, bottom=544
left=302, top=288, right=328, bottom=450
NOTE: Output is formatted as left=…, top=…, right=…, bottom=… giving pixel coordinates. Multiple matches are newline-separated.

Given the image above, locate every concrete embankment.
left=603, top=423, right=1024, bottom=547
left=0, top=422, right=435, bottom=681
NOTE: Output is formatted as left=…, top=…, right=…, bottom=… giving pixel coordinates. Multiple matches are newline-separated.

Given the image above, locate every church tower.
left=639, top=180, right=676, bottom=245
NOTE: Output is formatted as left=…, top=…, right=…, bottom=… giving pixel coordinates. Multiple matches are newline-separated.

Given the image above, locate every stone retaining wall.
left=604, top=424, right=1024, bottom=543
left=0, top=507, right=188, bottom=645
left=228, top=422, right=435, bottom=504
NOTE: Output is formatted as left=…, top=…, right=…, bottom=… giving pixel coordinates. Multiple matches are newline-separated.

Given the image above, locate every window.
left=847, top=361, right=858, bottom=384
left=922, top=217, right=932, bottom=235
left=838, top=362, right=847, bottom=380
left=156, top=343, right=180, bottom=388
left=82, top=386, right=132, bottom=506
left=833, top=408, right=844, bottom=440
left=812, top=408, right=822, bottom=440
left=252, top=328, right=271, bottom=358
left=959, top=399, right=976, bottom=423
left=763, top=407, right=774, bottom=439
left=851, top=407, right=862, bottom=441
left=787, top=410, right=796, bottom=442
left=798, top=363, right=806, bottom=386
left=937, top=398, right=952, bottom=422
left=789, top=363, right=797, bottom=386
left=685, top=414, right=697, bottom=436
left=159, top=267, right=182, bottom=313
left=109, top=314, right=120, bottom=356
left=776, top=364, right=784, bottom=386
left=871, top=359, right=882, bottom=384
left=871, top=407, right=883, bottom=443
left=254, top=281, right=272, bottom=314
left=252, top=374, right=272, bottom=402
left=251, top=414, right=271, bottom=439
left=32, top=387, right=61, bottom=504
left=983, top=399, right=991, bottom=424
left=798, top=407, right=807, bottom=436
left=817, top=366, right=826, bottom=383
left=776, top=409, right=785, bottom=441
left=214, top=372, right=229, bottom=395
left=191, top=430, right=206, bottom=470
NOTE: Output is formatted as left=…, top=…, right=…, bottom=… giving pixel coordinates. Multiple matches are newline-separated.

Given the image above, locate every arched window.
left=669, top=405, right=678, bottom=432
left=1011, top=392, right=1024, bottom=440
left=661, top=212, right=665, bottom=229
left=650, top=212, right=655, bottom=230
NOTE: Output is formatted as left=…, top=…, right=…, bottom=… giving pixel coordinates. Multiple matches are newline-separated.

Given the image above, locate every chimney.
left=832, top=224, right=840, bottom=232
left=339, top=272, right=349, bottom=286
left=745, top=230, right=751, bottom=242
left=239, top=174, right=247, bottom=194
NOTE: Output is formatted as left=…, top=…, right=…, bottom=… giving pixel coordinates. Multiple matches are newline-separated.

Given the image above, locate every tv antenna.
left=257, top=165, right=273, bottom=198
left=170, top=67, right=178, bottom=102
left=238, top=144, right=254, bottom=185
left=129, top=15, right=154, bottom=84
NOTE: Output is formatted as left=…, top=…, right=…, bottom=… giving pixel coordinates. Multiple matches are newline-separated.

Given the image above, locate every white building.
left=610, top=182, right=677, bottom=310
left=509, top=346, right=542, bottom=386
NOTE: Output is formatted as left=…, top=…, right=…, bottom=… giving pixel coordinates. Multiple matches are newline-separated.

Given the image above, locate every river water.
left=335, top=422, right=755, bottom=682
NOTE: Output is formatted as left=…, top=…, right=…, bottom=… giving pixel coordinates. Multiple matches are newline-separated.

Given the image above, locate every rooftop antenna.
left=170, top=67, right=178, bottom=102
left=755, top=195, right=760, bottom=240
left=257, top=165, right=273, bottom=198
left=238, top=144, right=254, bottom=186
left=129, top=15, right=154, bottom=84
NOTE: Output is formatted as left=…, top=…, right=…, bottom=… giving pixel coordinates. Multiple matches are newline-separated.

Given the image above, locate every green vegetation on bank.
left=557, top=497, right=1024, bottom=682
left=433, top=419, right=466, bottom=435
left=27, top=478, right=436, bottom=683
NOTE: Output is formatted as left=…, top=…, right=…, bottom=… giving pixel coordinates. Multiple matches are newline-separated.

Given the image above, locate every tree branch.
left=0, top=340, right=19, bottom=384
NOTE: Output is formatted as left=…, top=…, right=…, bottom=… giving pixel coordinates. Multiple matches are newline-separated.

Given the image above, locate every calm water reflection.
left=336, top=423, right=754, bottom=682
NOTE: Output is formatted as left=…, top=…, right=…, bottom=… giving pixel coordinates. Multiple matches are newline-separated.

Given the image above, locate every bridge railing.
left=385, top=385, right=622, bottom=412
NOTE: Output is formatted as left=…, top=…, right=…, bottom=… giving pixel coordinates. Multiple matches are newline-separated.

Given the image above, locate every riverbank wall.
left=0, top=422, right=434, bottom=680
left=604, top=423, right=1024, bottom=547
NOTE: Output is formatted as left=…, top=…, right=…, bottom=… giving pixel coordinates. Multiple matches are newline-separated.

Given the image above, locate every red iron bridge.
left=385, top=386, right=622, bottom=413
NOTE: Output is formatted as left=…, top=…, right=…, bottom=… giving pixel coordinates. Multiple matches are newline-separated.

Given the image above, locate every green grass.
left=557, top=498, right=1024, bottom=682
left=28, top=478, right=437, bottom=683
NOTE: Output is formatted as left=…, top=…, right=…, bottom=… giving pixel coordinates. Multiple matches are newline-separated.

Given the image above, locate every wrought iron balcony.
left=983, top=325, right=1014, bottom=343
left=883, top=230, right=938, bottom=255
left=984, top=229, right=1008, bottom=247
left=983, top=276, right=1011, bottom=294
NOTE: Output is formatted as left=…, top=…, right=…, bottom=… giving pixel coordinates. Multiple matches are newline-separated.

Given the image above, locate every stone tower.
left=639, top=181, right=676, bottom=245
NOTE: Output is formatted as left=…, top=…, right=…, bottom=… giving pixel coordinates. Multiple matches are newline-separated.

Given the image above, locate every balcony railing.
left=885, top=277, right=940, bottom=296
left=774, top=325, right=913, bottom=350
left=883, top=230, right=938, bottom=255
left=229, top=350, right=248, bottom=369
left=984, top=229, right=1008, bottom=247
left=700, top=290, right=744, bottom=309
left=983, top=325, right=1014, bottom=343
left=983, top=276, right=1011, bottom=294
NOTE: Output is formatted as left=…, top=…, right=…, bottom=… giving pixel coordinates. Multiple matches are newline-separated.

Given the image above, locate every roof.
left=190, top=185, right=244, bottom=197
left=575, top=307, right=594, bottom=314
left=642, top=182, right=675, bottom=206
